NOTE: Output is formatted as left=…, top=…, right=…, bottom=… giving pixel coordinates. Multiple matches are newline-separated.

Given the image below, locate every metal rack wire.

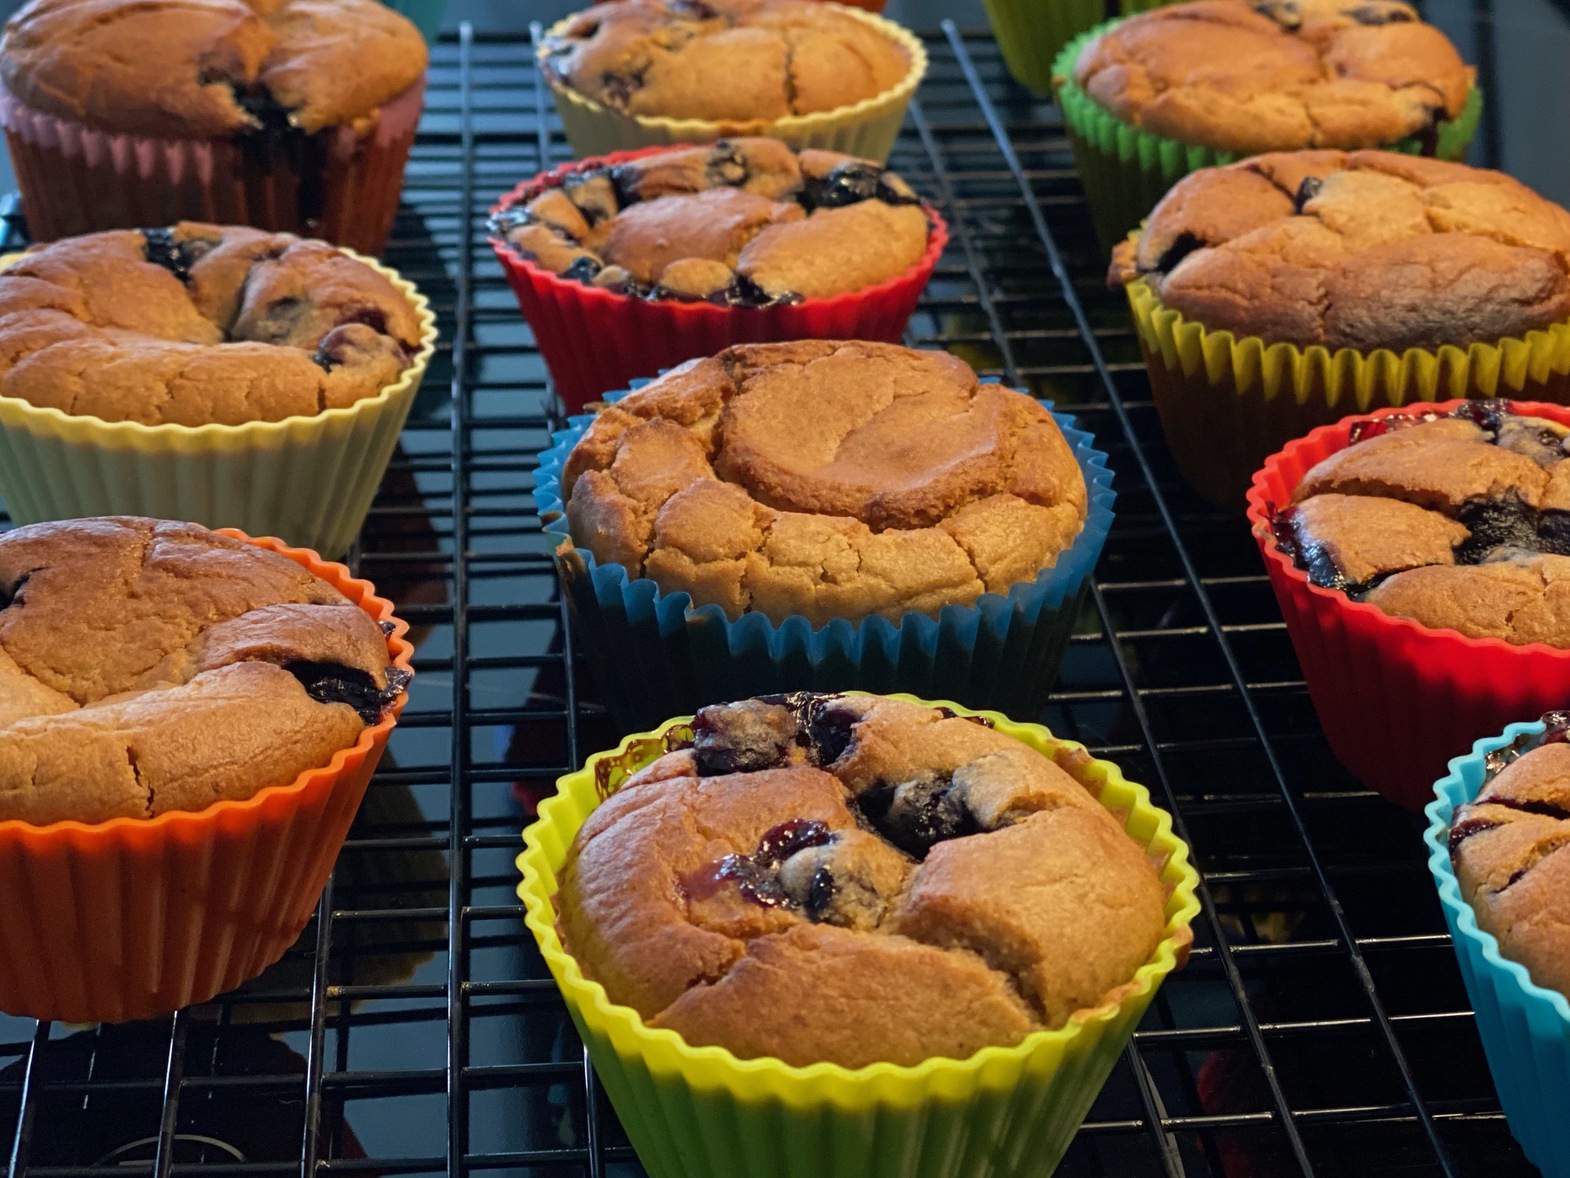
left=0, top=18, right=1542, bottom=1178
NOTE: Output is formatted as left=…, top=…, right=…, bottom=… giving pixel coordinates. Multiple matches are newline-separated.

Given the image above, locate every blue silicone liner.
left=535, top=380, right=1116, bottom=729
left=1426, top=722, right=1570, bottom=1178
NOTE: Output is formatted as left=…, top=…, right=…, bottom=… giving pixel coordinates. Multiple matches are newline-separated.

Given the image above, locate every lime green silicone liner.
left=517, top=696, right=1202, bottom=1178
left=982, top=0, right=1172, bottom=96
left=1052, top=19, right=1484, bottom=252
left=0, top=249, right=437, bottom=558
left=538, top=5, right=926, bottom=164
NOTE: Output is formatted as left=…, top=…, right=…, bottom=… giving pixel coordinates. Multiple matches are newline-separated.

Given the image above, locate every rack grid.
left=0, top=18, right=1543, bottom=1178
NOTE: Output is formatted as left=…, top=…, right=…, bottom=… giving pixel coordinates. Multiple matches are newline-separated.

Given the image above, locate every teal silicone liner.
left=535, top=381, right=1116, bottom=729
left=1426, top=722, right=1570, bottom=1178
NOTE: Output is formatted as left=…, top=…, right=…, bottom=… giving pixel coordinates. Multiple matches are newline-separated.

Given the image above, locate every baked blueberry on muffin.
left=0, top=0, right=429, bottom=250
left=539, top=0, right=911, bottom=124
left=490, top=139, right=931, bottom=306
left=556, top=692, right=1168, bottom=1068
left=1109, top=152, right=1570, bottom=352
left=1072, top=1, right=1473, bottom=155
left=1272, top=401, right=1570, bottom=643
left=0, top=223, right=426, bottom=425
left=1449, top=715, right=1570, bottom=996
left=0, top=516, right=408, bottom=826
left=556, top=339, right=1089, bottom=624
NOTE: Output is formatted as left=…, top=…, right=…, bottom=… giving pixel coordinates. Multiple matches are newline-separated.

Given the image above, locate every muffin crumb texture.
left=1276, top=401, right=1570, bottom=645
left=492, top=139, right=930, bottom=304
left=558, top=340, right=1089, bottom=625
left=556, top=693, right=1169, bottom=1068
left=0, top=223, right=425, bottom=425
left=1073, top=0, right=1471, bottom=155
left=1109, top=151, right=1570, bottom=352
left=1451, top=716, right=1570, bottom=997
left=0, top=0, right=428, bottom=138
left=541, top=0, right=910, bottom=123
left=0, top=517, right=405, bottom=826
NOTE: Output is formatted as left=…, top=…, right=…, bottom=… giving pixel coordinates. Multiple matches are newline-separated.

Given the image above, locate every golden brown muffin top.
left=1274, top=402, right=1570, bottom=645
left=1450, top=722, right=1570, bottom=997
left=492, top=139, right=932, bottom=305
left=540, top=0, right=910, bottom=124
left=1071, top=0, right=1472, bottom=155
left=558, top=340, right=1089, bottom=626
left=0, top=223, right=425, bottom=426
left=557, top=693, right=1170, bottom=1068
left=0, top=516, right=406, bottom=826
left=1108, top=152, right=1570, bottom=352
left=0, top=0, right=428, bottom=138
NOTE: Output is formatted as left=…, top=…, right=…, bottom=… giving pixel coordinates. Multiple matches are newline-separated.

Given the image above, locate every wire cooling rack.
left=0, top=18, right=1543, bottom=1178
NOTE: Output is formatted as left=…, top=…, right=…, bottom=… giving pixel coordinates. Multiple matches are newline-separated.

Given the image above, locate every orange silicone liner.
left=0, top=530, right=415, bottom=1024
left=1246, top=399, right=1570, bottom=810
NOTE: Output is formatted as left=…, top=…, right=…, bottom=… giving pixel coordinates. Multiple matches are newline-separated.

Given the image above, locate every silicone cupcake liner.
left=0, top=77, right=426, bottom=254
left=1126, top=276, right=1570, bottom=510
left=383, top=0, right=447, bottom=43
left=0, top=532, right=415, bottom=1024
left=490, top=148, right=949, bottom=414
left=1246, top=400, right=1570, bottom=810
left=0, top=250, right=438, bottom=559
left=1051, top=22, right=1483, bottom=252
left=983, top=0, right=1172, bottom=96
left=537, top=7, right=925, bottom=163
left=517, top=699, right=1200, bottom=1178
left=536, top=384, right=1115, bottom=729
left=1427, top=723, right=1570, bottom=1178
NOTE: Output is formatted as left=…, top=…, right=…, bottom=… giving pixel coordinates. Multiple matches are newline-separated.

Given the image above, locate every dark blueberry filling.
left=285, top=661, right=410, bottom=724
left=704, top=142, right=749, bottom=188
left=1271, top=506, right=1382, bottom=595
left=691, top=703, right=796, bottom=775
left=1349, top=3, right=1414, bottom=25
left=1347, top=399, right=1508, bottom=445
left=1149, top=230, right=1205, bottom=275
left=1252, top=0, right=1302, bottom=29
left=706, top=274, right=802, bottom=309
left=856, top=772, right=978, bottom=859
left=142, top=229, right=215, bottom=284
left=489, top=207, right=532, bottom=236
left=0, top=571, right=32, bottom=611
left=682, top=819, right=834, bottom=907
left=599, top=68, right=647, bottom=111
left=1448, top=815, right=1503, bottom=854
left=803, top=863, right=837, bottom=921
left=232, top=84, right=297, bottom=137
left=561, top=255, right=603, bottom=284
left=1293, top=176, right=1322, bottom=213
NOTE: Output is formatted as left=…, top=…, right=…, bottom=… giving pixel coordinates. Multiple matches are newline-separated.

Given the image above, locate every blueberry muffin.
left=1449, top=716, right=1570, bottom=995
left=539, top=0, right=910, bottom=124
left=0, top=223, right=426, bottom=425
left=0, top=0, right=428, bottom=249
left=557, top=339, right=1089, bottom=625
left=1109, top=152, right=1570, bottom=352
left=1072, top=1, right=1472, bottom=155
left=556, top=692, right=1168, bottom=1068
left=1272, top=401, right=1570, bottom=644
left=0, top=516, right=408, bottom=826
left=491, top=138, right=931, bottom=305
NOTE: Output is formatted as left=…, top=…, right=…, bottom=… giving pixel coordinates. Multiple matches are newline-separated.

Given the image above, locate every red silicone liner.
left=1245, top=399, right=1570, bottom=811
left=0, top=531, right=414, bottom=1023
left=488, top=146, right=949, bottom=414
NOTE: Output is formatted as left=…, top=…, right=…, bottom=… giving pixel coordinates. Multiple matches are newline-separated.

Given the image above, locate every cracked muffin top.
left=540, top=0, right=910, bottom=124
left=557, top=340, right=1089, bottom=626
left=1108, top=152, right=1570, bottom=353
left=557, top=692, right=1170, bottom=1068
left=491, top=139, right=932, bottom=305
left=1450, top=716, right=1570, bottom=996
left=0, top=516, right=407, bottom=826
left=0, top=222, right=426, bottom=426
left=1272, top=401, right=1570, bottom=645
left=1070, top=0, right=1472, bottom=155
left=0, top=0, right=427, bottom=139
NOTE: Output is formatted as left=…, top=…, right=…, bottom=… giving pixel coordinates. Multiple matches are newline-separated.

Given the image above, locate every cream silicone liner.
left=537, top=5, right=927, bottom=164
left=0, top=249, right=437, bottom=558
left=517, top=696, right=1201, bottom=1178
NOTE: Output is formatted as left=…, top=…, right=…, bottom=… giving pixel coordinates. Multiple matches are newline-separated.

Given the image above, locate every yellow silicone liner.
left=0, top=248, right=438, bottom=557
left=516, top=695, right=1201, bottom=1178
left=1123, top=273, right=1570, bottom=509
left=537, top=5, right=927, bottom=164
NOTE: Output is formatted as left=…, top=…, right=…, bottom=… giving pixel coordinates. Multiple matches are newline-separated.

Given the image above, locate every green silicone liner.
left=517, top=696, right=1202, bottom=1178
left=1051, top=19, right=1485, bottom=252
